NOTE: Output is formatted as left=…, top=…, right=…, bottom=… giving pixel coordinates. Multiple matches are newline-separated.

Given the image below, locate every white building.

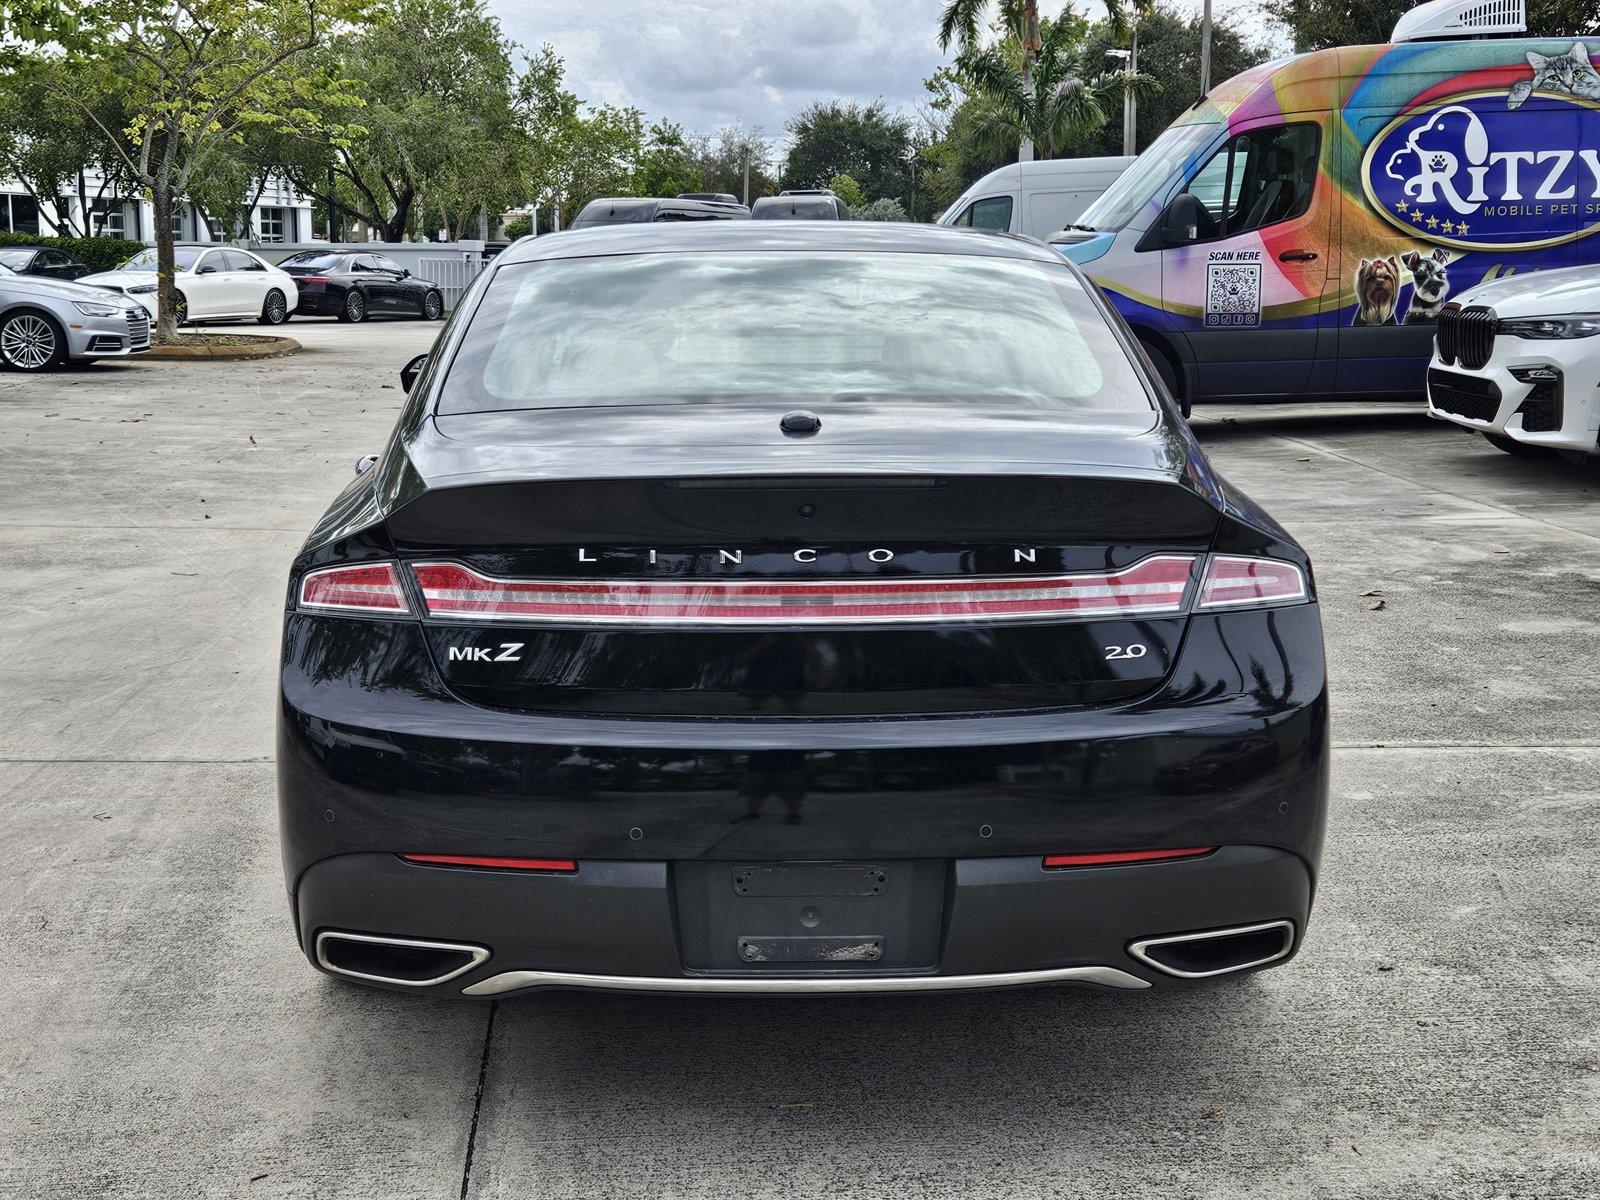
left=0, top=170, right=318, bottom=245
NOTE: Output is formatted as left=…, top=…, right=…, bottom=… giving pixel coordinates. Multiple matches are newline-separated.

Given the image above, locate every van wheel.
left=1138, top=336, right=1188, bottom=417
left=1483, top=432, right=1552, bottom=458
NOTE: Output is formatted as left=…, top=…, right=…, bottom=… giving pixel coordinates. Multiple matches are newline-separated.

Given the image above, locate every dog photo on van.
left=1401, top=247, right=1452, bottom=323
left=1353, top=256, right=1402, bottom=326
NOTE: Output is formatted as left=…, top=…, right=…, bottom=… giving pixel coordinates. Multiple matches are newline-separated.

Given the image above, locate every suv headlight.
left=1497, top=314, right=1600, bottom=339
left=72, top=300, right=123, bottom=317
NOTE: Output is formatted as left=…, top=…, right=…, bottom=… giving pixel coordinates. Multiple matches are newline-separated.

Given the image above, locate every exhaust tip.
left=1127, top=920, right=1296, bottom=979
left=315, top=930, right=490, bottom=987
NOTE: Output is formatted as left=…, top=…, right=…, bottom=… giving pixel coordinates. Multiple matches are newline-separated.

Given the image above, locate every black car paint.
left=0, top=246, right=94, bottom=281
left=279, top=223, right=1328, bottom=994
left=278, top=252, right=442, bottom=319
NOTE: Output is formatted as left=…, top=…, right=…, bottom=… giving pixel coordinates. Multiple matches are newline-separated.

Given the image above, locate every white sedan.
left=81, top=245, right=299, bottom=326
left=1427, top=265, right=1600, bottom=463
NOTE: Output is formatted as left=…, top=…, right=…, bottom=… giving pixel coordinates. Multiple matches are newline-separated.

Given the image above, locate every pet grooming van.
left=1055, top=0, right=1600, bottom=405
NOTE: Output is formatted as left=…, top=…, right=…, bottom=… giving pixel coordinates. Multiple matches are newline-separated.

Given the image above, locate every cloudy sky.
left=489, top=0, right=1282, bottom=148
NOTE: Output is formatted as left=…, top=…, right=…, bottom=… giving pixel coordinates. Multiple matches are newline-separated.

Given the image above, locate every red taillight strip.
left=298, top=562, right=411, bottom=615
left=1197, top=555, right=1307, bottom=610
left=410, top=555, right=1199, bottom=626
left=400, top=854, right=577, bottom=872
left=1043, top=847, right=1215, bottom=868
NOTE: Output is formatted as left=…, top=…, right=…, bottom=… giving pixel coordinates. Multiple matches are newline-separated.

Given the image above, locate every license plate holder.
left=674, top=860, right=946, bottom=972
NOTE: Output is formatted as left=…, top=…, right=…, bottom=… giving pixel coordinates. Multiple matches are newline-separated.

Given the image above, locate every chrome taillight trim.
left=409, top=554, right=1202, bottom=627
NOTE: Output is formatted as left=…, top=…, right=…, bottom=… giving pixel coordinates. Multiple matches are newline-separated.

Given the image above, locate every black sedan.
left=274, top=251, right=444, bottom=322
left=0, top=245, right=95, bottom=281
left=279, top=223, right=1328, bottom=998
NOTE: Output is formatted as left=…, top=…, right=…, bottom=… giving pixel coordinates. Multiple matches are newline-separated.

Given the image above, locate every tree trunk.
left=1019, top=1, right=1041, bottom=163
left=151, top=179, right=181, bottom=344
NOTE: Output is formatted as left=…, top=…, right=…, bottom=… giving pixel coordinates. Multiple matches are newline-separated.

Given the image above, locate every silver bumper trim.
left=460, top=963, right=1150, bottom=996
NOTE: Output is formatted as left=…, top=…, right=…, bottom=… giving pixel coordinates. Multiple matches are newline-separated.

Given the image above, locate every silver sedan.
left=0, top=261, right=151, bottom=372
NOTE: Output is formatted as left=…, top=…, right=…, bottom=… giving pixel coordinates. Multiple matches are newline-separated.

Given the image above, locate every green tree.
left=957, top=12, right=1136, bottom=158
left=939, top=0, right=1043, bottom=158
left=827, top=172, right=865, bottom=207
left=515, top=44, right=645, bottom=227
left=1264, top=0, right=1600, bottom=48
left=1077, top=6, right=1266, bottom=155
left=0, top=55, right=133, bottom=237
left=277, top=0, right=528, bottom=242
left=784, top=101, right=912, bottom=204
left=32, top=0, right=363, bottom=341
left=688, top=126, right=775, bottom=202
left=634, top=121, right=702, bottom=197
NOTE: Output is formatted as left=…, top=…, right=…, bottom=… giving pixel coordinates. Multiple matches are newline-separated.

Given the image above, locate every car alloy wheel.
left=423, top=290, right=443, bottom=320
left=0, top=311, right=61, bottom=371
left=342, top=291, right=367, bottom=323
left=260, top=289, right=288, bottom=326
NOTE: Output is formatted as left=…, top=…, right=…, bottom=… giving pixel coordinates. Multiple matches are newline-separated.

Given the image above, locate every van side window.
left=1183, top=123, right=1320, bottom=240
left=954, top=195, right=1014, bottom=231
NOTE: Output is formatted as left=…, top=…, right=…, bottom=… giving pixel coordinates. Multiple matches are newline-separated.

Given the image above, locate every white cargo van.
left=937, top=157, right=1135, bottom=239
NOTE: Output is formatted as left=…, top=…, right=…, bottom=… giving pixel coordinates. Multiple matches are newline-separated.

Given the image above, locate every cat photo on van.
left=1508, top=42, right=1600, bottom=108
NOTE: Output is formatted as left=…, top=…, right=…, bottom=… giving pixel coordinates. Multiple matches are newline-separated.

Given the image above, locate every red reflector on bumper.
left=1043, top=847, right=1214, bottom=868
left=400, top=854, right=577, bottom=872
left=410, top=555, right=1199, bottom=626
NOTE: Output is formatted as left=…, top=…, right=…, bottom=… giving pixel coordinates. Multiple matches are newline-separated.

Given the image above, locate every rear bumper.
left=293, top=291, right=343, bottom=316
left=278, top=602, right=1329, bottom=994
left=297, top=845, right=1312, bottom=995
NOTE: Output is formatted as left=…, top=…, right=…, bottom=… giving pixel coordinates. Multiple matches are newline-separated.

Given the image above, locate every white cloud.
left=488, top=0, right=953, bottom=145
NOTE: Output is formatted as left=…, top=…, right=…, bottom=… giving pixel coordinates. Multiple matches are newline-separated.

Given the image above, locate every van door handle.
left=1278, top=250, right=1318, bottom=262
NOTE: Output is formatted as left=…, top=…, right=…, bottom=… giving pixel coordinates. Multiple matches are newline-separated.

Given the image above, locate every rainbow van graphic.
left=1056, top=37, right=1600, bottom=402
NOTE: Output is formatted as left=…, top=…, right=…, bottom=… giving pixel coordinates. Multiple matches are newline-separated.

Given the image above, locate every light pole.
left=1107, top=47, right=1134, bottom=156
left=1200, top=0, right=1213, bottom=97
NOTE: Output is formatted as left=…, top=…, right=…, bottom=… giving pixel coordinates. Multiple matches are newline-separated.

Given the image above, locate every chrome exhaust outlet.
left=1127, top=920, right=1296, bottom=979
left=315, top=930, right=490, bottom=987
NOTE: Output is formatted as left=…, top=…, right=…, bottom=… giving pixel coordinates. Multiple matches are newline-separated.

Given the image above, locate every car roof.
left=500, top=221, right=1064, bottom=265
left=1, top=245, right=51, bottom=253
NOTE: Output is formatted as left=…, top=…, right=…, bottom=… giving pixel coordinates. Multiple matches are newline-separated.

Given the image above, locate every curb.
left=142, top=335, right=301, bottom=361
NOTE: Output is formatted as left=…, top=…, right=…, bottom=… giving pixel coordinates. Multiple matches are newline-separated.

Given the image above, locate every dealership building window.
left=259, top=206, right=287, bottom=242
left=1, top=193, right=41, bottom=234
left=91, top=200, right=126, bottom=238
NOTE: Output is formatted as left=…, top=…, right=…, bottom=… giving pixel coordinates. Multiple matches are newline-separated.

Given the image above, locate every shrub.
left=850, top=198, right=909, bottom=222
left=502, top=214, right=533, bottom=240
left=0, top=230, right=146, bottom=272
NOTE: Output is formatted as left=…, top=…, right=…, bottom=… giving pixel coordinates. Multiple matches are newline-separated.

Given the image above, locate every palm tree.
left=1104, top=0, right=1157, bottom=153
left=957, top=15, right=1149, bottom=160
left=938, top=0, right=1042, bottom=160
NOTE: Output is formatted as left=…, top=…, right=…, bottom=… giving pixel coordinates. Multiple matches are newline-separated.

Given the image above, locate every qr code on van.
left=1205, top=262, right=1261, bottom=328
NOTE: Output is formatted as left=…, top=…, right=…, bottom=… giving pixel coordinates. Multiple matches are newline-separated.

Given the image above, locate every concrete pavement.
left=1, top=324, right=1596, bottom=1197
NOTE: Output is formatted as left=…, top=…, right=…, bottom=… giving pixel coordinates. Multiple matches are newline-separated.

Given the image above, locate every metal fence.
left=250, top=241, right=494, bottom=309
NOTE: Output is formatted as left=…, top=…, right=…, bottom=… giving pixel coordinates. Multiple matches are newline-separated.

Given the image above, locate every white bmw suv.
left=1427, top=266, right=1600, bottom=463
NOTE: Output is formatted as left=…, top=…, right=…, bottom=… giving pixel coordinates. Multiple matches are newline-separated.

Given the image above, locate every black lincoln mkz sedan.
left=275, top=250, right=445, bottom=322
left=279, top=223, right=1328, bottom=998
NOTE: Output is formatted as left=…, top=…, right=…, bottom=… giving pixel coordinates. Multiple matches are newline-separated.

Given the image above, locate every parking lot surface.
left=2, top=321, right=1597, bottom=1198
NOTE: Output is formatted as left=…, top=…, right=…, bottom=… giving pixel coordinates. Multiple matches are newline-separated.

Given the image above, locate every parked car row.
left=0, top=243, right=448, bottom=370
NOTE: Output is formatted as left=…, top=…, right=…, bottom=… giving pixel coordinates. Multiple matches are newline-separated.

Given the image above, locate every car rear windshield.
left=0, top=250, right=32, bottom=269
left=437, top=251, right=1152, bottom=415
left=278, top=252, right=343, bottom=269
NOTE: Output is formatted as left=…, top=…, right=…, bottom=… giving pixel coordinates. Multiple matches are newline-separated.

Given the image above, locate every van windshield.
left=1075, top=123, right=1218, bottom=233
